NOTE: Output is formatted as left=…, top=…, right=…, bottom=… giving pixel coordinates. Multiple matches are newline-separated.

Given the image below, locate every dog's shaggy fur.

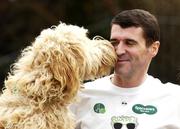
left=0, top=23, right=116, bottom=129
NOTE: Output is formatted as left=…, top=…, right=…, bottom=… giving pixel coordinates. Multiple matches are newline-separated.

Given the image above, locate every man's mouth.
left=116, top=58, right=130, bottom=64
left=117, top=58, right=129, bottom=62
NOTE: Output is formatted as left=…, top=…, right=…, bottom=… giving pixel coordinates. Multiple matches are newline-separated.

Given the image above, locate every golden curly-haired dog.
left=0, top=23, right=116, bottom=129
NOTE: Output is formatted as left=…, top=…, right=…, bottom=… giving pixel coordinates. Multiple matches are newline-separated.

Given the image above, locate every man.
left=71, top=9, right=180, bottom=129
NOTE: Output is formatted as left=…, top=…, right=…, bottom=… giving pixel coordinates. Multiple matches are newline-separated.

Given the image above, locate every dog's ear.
left=47, top=42, right=86, bottom=104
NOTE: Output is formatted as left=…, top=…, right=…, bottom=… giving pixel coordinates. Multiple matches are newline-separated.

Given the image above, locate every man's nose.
left=115, top=42, right=126, bottom=55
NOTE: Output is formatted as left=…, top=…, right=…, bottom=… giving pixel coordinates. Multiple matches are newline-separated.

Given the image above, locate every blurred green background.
left=0, top=0, right=180, bottom=89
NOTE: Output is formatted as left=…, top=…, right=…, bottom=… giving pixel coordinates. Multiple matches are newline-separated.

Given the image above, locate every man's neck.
left=111, top=73, right=147, bottom=88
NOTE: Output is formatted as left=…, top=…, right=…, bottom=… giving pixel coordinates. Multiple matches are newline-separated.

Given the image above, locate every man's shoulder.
left=156, top=79, right=180, bottom=97
left=147, top=75, right=180, bottom=87
left=146, top=75, right=180, bottom=94
left=164, top=82, right=180, bottom=93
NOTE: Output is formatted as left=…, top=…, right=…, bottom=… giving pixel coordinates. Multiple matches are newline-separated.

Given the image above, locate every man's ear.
left=149, top=41, right=160, bottom=57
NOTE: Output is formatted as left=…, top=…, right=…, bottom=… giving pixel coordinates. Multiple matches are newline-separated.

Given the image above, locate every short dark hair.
left=111, top=9, right=160, bottom=46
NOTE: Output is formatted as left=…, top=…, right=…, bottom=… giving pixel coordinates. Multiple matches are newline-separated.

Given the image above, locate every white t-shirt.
left=71, top=74, right=180, bottom=129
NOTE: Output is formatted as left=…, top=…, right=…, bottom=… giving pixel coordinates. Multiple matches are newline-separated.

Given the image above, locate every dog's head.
left=4, top=23, right=116, bottom=107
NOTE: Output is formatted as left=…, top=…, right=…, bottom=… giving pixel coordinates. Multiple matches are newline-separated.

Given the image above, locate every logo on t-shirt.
left=132, top=104, right=157, bottom=115
left=93, top=103, right=106, bottom=114
left=111, top=115, right=138, bottom=129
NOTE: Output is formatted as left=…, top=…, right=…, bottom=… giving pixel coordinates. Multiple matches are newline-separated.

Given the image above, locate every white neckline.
left=106, top=74, right=150, bottom=96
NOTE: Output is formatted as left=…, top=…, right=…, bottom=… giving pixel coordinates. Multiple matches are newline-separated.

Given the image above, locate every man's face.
left=110, top=24, right=158, bottom=79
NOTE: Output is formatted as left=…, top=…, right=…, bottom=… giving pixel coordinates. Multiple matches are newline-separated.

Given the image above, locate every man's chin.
left=114, top=69, right=131, bottom=76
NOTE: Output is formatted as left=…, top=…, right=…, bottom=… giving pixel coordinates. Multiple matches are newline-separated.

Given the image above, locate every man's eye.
left=126, top=41, right=133, bottom=45
left=110, top=40, right=119, bottom=46
left=125, top=40, right=136, bottom=46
